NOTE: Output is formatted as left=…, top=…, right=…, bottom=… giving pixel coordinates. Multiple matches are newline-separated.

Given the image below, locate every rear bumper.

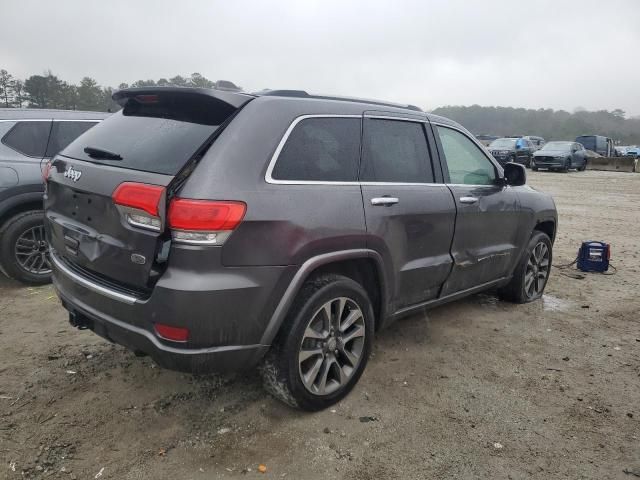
left=57, top=289, right=269, bottom=372
left=51, top=248, right=293, bottom=373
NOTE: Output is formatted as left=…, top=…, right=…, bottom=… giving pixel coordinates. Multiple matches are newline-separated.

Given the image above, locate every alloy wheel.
left=14, top=225, right=52, bottom=275
left=298, top=297, right=366, bottom=396
left=524, top=241, right=550, bottom=299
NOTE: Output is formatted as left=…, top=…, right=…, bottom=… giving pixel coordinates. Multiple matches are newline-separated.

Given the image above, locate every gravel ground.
left=1, top=170, right=639, bottom=480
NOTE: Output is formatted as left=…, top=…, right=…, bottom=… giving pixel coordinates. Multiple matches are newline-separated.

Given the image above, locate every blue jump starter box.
left=577, top=241, right=610, bottom=272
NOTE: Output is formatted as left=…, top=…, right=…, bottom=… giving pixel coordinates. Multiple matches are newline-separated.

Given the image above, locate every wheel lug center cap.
left=327, top=337, right=337, bottom=351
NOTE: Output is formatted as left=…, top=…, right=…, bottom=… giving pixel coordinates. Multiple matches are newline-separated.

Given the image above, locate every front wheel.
left=260, top=274, right=374, bottom=411
left=499, top=230, right=552, bottom=303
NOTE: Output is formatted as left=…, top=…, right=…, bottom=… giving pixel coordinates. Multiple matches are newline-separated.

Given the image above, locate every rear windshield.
left=61, top=93, right=238, bottom=175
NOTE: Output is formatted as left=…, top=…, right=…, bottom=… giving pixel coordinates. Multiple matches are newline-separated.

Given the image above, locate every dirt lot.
left=1, top=170, right=639, bottom=480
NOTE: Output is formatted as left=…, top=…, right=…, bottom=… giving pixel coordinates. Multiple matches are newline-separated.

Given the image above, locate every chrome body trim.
left=50, top=250, right=138, bottom=305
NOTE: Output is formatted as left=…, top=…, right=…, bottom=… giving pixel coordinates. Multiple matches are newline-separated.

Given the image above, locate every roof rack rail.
left=254, top=89, right=423, bottom=112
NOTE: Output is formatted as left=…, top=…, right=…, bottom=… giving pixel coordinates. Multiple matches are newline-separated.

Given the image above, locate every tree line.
left=0, top=68, right=233, bottom=112
left=432, top=105, right=640, bottom=145
left=2, top=68, right=639, bottom=144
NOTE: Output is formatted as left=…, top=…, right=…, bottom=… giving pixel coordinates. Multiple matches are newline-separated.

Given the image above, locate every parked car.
left=0, top=109, right=108, bottom=284
left=532, top=141, right=588, bottom=172
left=523, top=135, right=545, bottom=151
left=624, top=146, right=639, bottom=158
left=475, top=134, right=500, bottom=147
left=615, top=146, right=629, bottom=156
left=488, top=137, right=535, bottom=167
left=575, top=135, right=615, bottom=157
left=44, top=87, right=557, bottom=410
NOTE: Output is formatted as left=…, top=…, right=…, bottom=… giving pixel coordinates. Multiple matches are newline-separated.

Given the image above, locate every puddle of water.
left=542, top=294, right=571, bottom=312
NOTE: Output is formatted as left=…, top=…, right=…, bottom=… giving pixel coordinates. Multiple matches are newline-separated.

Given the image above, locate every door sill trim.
left=391, top=276, right=510, bottom=319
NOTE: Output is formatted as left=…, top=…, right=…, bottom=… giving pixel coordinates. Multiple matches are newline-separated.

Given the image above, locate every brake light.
left=168, top=199, right=246, bottom=245
left=112, top=182, right=165, bottom=231
left=154, top=323, right=189, bottom=342
left=135, top=94, right=159, bottom=104
left=42, top=161, right=52, bottom=184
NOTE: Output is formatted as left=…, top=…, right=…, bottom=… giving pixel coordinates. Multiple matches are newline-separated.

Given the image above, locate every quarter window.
left=45, top=121, right=98, bottom=157
left=1, top=121, right=51, bottom=157
left=436, top=126, right=497, bottom=185
left=271, top=117, right=361, bottom=182
left=360, top=118, right=434, bottom=183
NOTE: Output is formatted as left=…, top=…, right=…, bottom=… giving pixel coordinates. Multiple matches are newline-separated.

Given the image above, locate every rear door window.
left=271, top=117, right=361, bottom=182
left=360, top=118, right=435, bottom=183
left=436, top=126, right=497, bottom=185
left=62, top=92, right=240, bottom=175
left=45, top=121, right=99, bottom=157
left=1, top=121, right=52, bottom=158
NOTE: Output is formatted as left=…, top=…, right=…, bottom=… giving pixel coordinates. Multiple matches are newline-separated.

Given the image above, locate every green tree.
left=131, top=79, right=156, bottom=87
left=168, top=75, right=188, bottom=87
left=189, top=72, right=214, bottom=88
left=12, top=80, right=27, bottom=108
left=76, top=77, right=103, bottom=110
left=0, top=69, right=14, bottom=108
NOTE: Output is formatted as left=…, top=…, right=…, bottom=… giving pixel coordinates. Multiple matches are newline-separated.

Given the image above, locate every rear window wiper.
left=84, top=146, right=123, bottom=160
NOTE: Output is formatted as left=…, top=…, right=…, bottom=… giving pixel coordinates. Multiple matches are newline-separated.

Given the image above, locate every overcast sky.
left=2, top=0, right=639, bottom=115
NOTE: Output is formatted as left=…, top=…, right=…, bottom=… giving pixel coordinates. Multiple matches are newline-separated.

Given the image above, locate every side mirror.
left=503, top=162, right=526, bottom=186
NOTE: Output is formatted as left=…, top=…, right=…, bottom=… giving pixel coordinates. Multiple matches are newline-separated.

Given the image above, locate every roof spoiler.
left=112, top=87, right=254, bottom=109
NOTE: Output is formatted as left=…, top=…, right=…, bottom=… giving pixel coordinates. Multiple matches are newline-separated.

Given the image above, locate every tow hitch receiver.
left=69, top=311, right=92, bottom=330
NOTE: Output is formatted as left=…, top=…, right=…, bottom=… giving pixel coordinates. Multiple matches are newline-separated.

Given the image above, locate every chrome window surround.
left=264, top=113, right=445, bottom=187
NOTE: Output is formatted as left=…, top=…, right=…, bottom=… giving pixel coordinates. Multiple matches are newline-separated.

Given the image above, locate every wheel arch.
left=0, top=192, right=44, bottom=229
left=534, top=219, right=556, bottom=244
left=260, top=249, right=389, bottom=345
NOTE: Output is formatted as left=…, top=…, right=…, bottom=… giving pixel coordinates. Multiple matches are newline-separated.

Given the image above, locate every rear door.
left=433, top=123, right=521, bottom=296
left=360, top=113, right=456, bottom=310
left=44, top=88, right=252, bottom=292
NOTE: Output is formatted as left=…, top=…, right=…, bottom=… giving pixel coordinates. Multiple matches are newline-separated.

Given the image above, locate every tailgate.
left=44, top=87, right=253, bottom=292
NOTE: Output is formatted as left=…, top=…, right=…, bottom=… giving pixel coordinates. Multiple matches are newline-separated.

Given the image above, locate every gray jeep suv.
left=0, top=109, right=107, bottom=284
left=44, top=87, right=557, bottom=410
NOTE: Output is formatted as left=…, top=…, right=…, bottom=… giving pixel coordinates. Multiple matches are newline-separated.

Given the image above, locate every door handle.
left=371, top=197, right=399, bottom=206
left=459, top=196, right=479, bottom=204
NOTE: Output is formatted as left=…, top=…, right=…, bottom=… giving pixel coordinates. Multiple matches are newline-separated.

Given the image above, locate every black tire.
left=562, top=158, right=570, bottom=172
left=532, top=166, right=539, bottom=172
left=259, top=274, right=375, bottom=411
left=499, top=230, right=552, bottom=304
left=578, top=163, right=586, bottom=172
left=0, top=210, right=52, bottom=285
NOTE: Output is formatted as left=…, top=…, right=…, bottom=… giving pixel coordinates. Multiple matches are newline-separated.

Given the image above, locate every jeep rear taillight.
left=112, top=182, right=165, bottom=231
left=167, top=199, right=246, bottom=245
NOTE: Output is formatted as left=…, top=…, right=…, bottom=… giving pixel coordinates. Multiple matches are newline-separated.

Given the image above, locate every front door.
left=432, top=124, right=521, bottom=296
left=360, top=115, right=456, bottom=310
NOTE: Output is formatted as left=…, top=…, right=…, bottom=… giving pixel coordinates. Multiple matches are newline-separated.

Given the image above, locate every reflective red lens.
left=112, top=182, right=164, bottom=216
left=168, top=199, right=246, bottom=231
left=154, top=323, right=189, bottom=342
left=42, top=161, right=52, bottom=183
left=135, top=94, right=159, bottom=104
